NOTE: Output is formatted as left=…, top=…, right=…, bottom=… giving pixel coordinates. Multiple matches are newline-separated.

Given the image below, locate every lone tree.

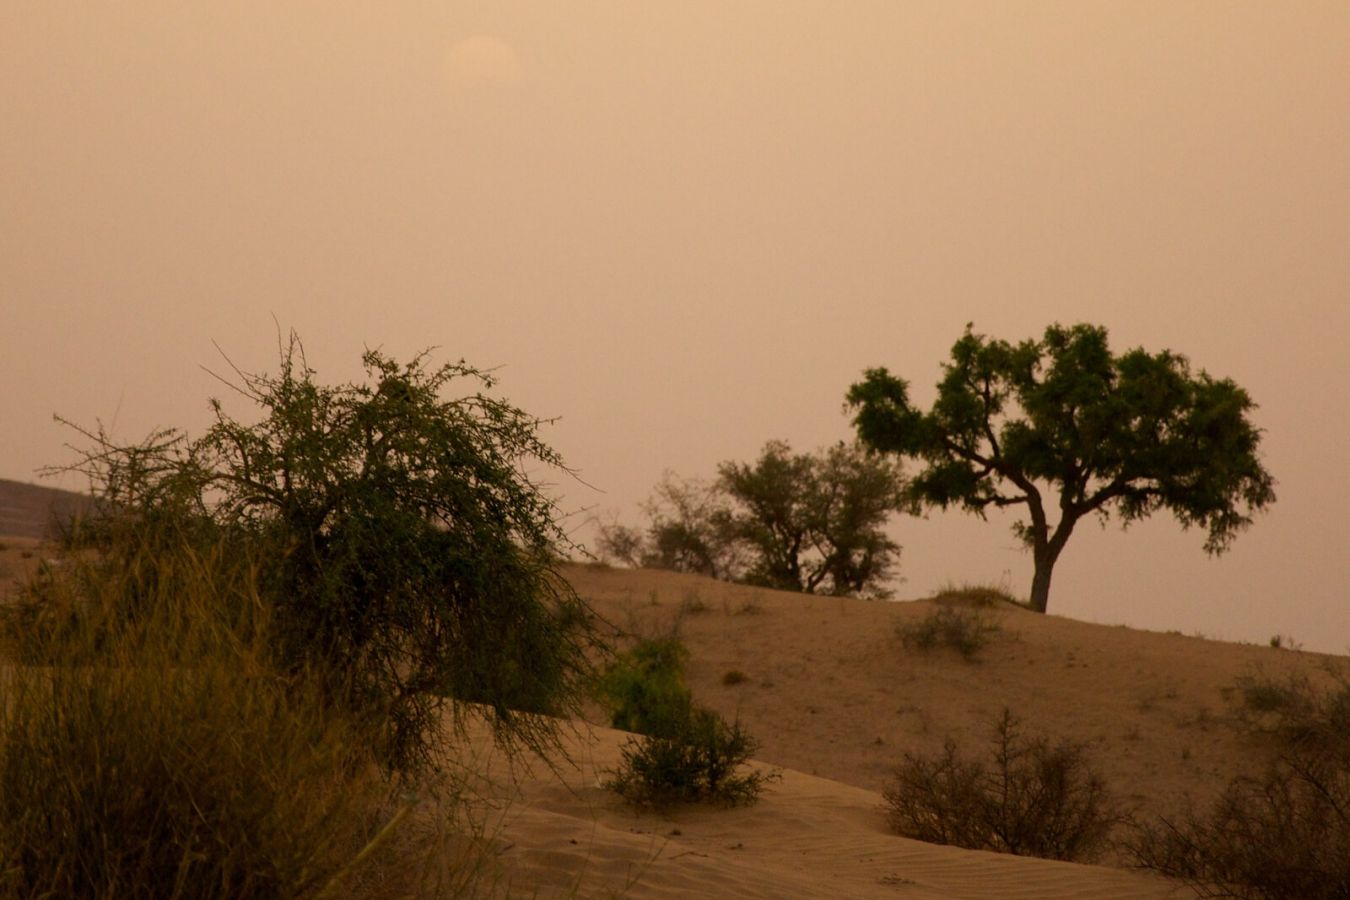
left=847, top=323, right=1275, bottom=613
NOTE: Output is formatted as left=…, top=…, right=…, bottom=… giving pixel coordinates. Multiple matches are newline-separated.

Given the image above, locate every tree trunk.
left=1028, top=550, right=1056, bottom=613
left=1028, top=515, right=1076, bottom=613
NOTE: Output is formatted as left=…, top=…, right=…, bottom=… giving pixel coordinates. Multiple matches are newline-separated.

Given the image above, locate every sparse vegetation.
left=898, top=605, right=1003, bottom=660
left=605, top=709, right=777, bottom=809
left=1130, top=668, right=1350, bottom=898
left=930, top=581, right=1024, bottom=608
left=598, top=636, right=776, bottom=808
left=883, top=709, right=1121, bottom=862
left=595, top=636, right=694, bottom=738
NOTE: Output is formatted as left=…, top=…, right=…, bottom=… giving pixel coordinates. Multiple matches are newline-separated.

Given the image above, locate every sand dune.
left=473, top=722, right=1185, bottom=898
left=567, top=564, right=1338, bottom=823
left=0, top=479, right=90, bottom=541
left=4, top=533, right=1339, bottom=897
left=473, top=562, right=1342, bottom=897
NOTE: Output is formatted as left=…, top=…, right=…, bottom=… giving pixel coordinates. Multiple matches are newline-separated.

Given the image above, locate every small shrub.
left=1231, top=668, right=1348, bottom=745
left=898, top=605, right=1002, bottom=660
left=883, top=709, right=1120, bottom=862
left=1131, top=668, right=1350, bottom=897
left=1128, top=760, right=1350, bottom=899
left=606, top=709, right=777, bottom=808
left=722, top=669, right=748, bottom=686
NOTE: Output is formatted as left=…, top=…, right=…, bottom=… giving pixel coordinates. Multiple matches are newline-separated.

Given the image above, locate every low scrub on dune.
left=883, top=709, right=1122, bottom=862
left=595, top=635, right=694, bottom=739
left=898, top=604, right=1004, bottom=661
left=1129, top=669, right=1350, bottom=898
left=929, top=581, right=1025, bottom=609
left=598, top=636, right=777, bottom=808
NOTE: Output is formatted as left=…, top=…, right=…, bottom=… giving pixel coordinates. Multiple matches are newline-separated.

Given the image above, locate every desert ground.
left=1, top=494, right=1341, bottom=898
left=446, top=562, right=1336, bottom=898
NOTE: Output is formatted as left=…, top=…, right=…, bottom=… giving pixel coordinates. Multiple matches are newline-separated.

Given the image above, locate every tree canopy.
left=847, top=323, right=1275, bottom=613
left=719, top=440, right=906, bottom=597
left=598, top=441, right=907, bottom=598
left=57, top=334, right=595, bottom=770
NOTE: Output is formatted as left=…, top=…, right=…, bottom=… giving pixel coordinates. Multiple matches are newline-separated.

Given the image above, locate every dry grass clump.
left=929, top=581, right=1025, bottom=608
left=898, top=605, right=1003, bottom=661
left=1129, top=668, right=1350, bottom=898
left=883, top=709, right=1122, bottom=863
left=0, top=532, right=465, bottom=899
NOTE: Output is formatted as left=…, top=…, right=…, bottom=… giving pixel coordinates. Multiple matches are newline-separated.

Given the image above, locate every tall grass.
left=0, top=527, right=432, bottom=899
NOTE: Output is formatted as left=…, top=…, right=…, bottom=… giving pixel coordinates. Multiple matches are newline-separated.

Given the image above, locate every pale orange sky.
left=3, top=3, right=1347, bottom=651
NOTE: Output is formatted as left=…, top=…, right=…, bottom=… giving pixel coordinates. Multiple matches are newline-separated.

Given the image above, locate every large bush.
left=52, top=335, right=595, bottom=771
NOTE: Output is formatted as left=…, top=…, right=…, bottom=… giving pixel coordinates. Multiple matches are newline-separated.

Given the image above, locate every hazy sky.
left=4, top=3, right=1347, bottom=651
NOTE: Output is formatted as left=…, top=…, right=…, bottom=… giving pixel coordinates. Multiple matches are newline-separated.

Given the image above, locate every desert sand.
left=462, top=720, right=1184, bottom=898
left=427, top=561, right=1341, bottom=898
left=3, top=525, right=1341, bottom=897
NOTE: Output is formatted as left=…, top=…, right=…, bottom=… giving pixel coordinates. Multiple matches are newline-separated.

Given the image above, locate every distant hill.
left=0, top=478, right=92, bottom=540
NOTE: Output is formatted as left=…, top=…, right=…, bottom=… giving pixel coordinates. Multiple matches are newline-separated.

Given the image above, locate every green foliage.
left=1130, top=671, right=1350, bottom=898
left=599, top=441, right=907, bottom=598
left=595, top=637, right=694, bottom=738
left=605, top=709, right=777, bottom=809
left=0, top=526, right=408, bottom=900
left=50, top=334, right=595, bottom=771
left=898, top=605, right=1003, bottom=661
left=884, top=710, right=1121, bottom=862
left=633, top=472, right=746, bottom=580
left=718, top=440, right=907, bottom=597
left=596, top=637, right=776, bottom=808
left=848, top=323, right=1275, bottom=613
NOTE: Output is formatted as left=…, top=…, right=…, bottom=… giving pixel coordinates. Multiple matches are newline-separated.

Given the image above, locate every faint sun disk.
left=446, top=35, right=525, bottom=89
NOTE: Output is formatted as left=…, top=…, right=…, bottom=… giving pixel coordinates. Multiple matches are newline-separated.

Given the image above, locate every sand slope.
left=479, top=722, right=1186, bottom=898
left=4, top=538, right=1337, bottom=898
left=567, top=564, right=1341, bottom=824
left=0, top=479, right=90, bottom=541
left=469, top=562, right=1344, bottom=897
